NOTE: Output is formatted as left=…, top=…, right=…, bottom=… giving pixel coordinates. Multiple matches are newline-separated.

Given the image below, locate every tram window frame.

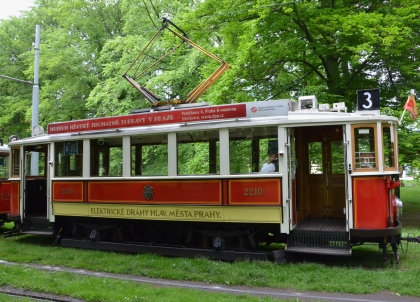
left=309, top=141, right=323, bottom=174
left=331, top=140, right=345, bottom=174
left=352, top=124, right=378, bottom=171
left=55, top=141, right=83, bottom=177
left=382, top=123, right=397, bottom=170
left=131, top=134, right=168, bottom=176
left=229, top=126, right=278, bottom=174
left=24, top=145, right=48, bottom=177
left=11, top=147, right=20, bottom=178
left=177, top=130, right=220, bottom=175
left=90, top=137, right=123, bottom=177
left=0, top=153, right=9, bottom=179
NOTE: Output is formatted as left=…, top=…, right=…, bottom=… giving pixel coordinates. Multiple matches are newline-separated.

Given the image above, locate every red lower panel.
left=0, top=182, right=10, bottom=213
left=9, top=181, right=20, bottom=216
left=353, top=177, right=388, bottom=229
left=52, top=181, right=84, bottom=202
left=88, top=180, right=222, bottom=204
left=229, top=178, right=281, bottom=205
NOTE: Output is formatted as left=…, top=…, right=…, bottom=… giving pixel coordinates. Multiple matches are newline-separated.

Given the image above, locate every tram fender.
left=350, top=219, right=402, bottom=238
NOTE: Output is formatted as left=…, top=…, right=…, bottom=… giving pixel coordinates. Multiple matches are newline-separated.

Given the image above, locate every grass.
left=0, top=265, right=288, bottom=302
left=0, top=184, right=420, bottom=301
left=400, top=181, right=420, bottom=229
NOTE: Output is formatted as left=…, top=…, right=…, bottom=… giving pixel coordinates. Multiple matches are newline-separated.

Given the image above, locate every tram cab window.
left=229, top=126, right=278, bottom=173
left=177, top=130, right=219, bottom=175
left=353, top=125, right=377, bottom=170
left=24, top=145, right=48, bottom=177
left=55, top=141, right=83, bottom=177
left=91, top=137, right=122, bottom=177
left=0, top=154, right=9, bottom=179
left=131, top=134, right=168, bottom=176
left=11, top=148, right=20, bottom=177
left=331, top=141, right=345, bottom=174
left=383, top=124, right=396, bottom=169
left=309, top=142, right=323, bottom=174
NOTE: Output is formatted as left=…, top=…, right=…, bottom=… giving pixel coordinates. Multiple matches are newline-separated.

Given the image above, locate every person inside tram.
left=260, top=140, right=278, bottom=173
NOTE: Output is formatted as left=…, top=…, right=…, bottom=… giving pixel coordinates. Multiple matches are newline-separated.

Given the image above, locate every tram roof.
left=9, top=97, right=398, bottom=145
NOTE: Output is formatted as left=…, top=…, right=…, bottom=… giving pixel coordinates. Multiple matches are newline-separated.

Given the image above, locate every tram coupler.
left=3, top=229, right=22, bottom=238
left=3, top=221, right=23, bottom=238
left=400, top=235, right=420, bottom=243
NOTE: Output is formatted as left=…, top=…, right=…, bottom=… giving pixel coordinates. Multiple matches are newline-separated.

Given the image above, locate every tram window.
left=230, top=138, right=252, bottom=173
left=55, top=141, right=83, bottom=176
left=11, top=148, right=20, bottom=177
left=309, top=142, right=323, bottom=174
left=131, top=134, right=168, bottom=176
left=0, top=154, right=9, bottom=179
left=331, top=141, right=345, bottom=174
left=353, top=125, right=377, bottom=169
left=177, top=130, right=219, bottom=175
left=25, top=152, right=46, bottom=177
left=91, top=137, right=122, bottom=177
left=383, top=125, right=396, bottom=169
left=229, top=126, right=277, bottom=173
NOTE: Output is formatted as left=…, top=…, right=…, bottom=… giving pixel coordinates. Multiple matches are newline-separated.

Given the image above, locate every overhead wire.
left=1, top=0, right=302, bottom=93
left=0, top=0, right=300, bottom=60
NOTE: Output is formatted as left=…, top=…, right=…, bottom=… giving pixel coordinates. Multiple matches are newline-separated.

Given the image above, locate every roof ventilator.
left=298, top=95, right=318, bottom=111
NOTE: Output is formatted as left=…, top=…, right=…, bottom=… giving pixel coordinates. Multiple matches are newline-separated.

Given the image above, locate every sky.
left=0, top=0, right=35, bottom=20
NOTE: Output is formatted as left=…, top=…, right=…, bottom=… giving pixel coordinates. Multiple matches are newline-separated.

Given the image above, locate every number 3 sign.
left=357, top=89, right=380, bottom=111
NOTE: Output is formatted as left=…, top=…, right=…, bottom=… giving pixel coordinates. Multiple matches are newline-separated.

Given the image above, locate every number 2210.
left=243, top=188, right=264, bottom=196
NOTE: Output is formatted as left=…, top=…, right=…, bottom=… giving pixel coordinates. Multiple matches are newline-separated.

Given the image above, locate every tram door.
left=22, top=144, right=49, bottom=220
left=298, top=126, right=346, bottom=219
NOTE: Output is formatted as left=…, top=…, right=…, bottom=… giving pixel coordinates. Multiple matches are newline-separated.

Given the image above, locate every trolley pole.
left=31, top=24, right=40, bottom=176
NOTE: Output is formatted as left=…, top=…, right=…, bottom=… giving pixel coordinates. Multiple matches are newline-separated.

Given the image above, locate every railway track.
left=0, top=285, right=84, bottom=301
left=2, top=260, right=420, bottom=302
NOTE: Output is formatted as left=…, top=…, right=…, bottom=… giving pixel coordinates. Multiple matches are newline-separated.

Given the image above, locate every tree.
left=174, top=0, right=419, bottom=109
left=0, top=0, right=127, bottom=141
left=1, top=0, right=419, bottom=174
left=0, top=16, right=36, bottom=139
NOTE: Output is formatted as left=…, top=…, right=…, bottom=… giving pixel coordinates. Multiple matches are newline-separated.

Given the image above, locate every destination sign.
left=47, top=100, right=290, bottom=134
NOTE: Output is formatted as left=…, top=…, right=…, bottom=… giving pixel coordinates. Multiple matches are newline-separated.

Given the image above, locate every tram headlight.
left=396, top=197, right=403, bottom=218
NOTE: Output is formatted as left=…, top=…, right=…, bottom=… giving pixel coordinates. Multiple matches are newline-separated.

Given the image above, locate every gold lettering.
left=244, top=188, right=264, bottom=196
left=0, top=192, right=10, bottom=201
left=61, top=188, right=74, bottom=195
left=88, top=207, right=222, bottom=220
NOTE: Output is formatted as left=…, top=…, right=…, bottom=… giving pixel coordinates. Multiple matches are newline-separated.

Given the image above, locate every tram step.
left=21, top=219, right=54, bottom=235
left=287, top=229, right=351, bottom=256
left=285, top=245, right=352, bottom=256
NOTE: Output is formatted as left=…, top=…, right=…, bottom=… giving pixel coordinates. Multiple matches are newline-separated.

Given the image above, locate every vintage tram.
left=0, top=141, right=10, bottom=226
left=5, top=92, right=405, bottom=261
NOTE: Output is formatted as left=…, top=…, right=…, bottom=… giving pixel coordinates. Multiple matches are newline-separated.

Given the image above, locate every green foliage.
left=1, top=0, right=420, bottom=170
left=230, top=139, right=253, bottom=173
left=141, top=144, right=168, bottom=176
left=109, top=147, right=123, bottom=176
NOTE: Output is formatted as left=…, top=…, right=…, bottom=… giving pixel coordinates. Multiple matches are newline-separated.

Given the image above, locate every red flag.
left=404, top=94, right=418, bottom=120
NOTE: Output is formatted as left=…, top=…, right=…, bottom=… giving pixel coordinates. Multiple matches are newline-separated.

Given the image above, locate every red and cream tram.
left=5, top=90, right=405, bottom=261
left=0, top=141, right=10, bottom=226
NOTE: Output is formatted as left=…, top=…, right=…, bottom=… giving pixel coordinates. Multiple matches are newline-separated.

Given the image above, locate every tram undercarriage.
left=6, top=215, right=396, bottom=263
left=53, top=217, right=287, bottom=261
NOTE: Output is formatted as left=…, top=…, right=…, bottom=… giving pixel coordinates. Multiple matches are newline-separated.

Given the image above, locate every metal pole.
left=31, top=24, right=40, bottom=176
